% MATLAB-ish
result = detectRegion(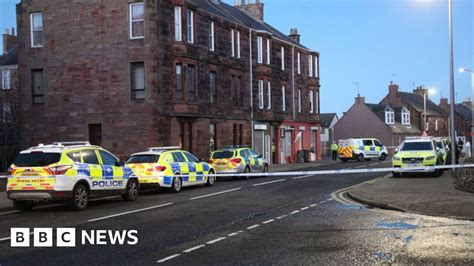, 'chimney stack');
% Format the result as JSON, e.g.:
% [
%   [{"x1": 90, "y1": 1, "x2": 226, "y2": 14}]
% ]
[
  {"x1": 439, "y1": 97, "x2": 450, "y2": 113},
  {"x1": 289, "y1": 28, "x2": 300, "y2": 43},
  {"x1": 355, "y1": 94, "x2": 365, "y2": 104},
  {"x1": 413, "y1": 86, "x2": 428, "y2": 98},
  {"x1": 2, "y1": 27, "x2": 17, "y2": 55},
  {"x1": 388, "y1": 81, "x2": 399, "y2": 97},
  {"x1": 236, "y1": 0, "x2": 264, "y2": 21}
]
